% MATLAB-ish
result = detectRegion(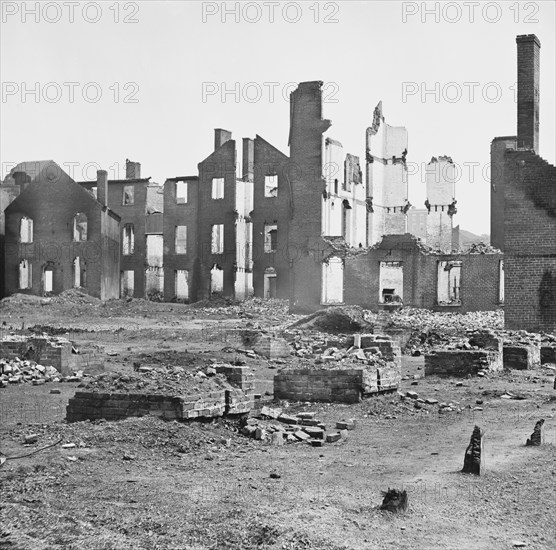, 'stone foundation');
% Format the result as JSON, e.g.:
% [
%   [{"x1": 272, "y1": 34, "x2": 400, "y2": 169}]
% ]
[
  {"x1": 66, "y1": 387, "x2": 251, "y2": 422},
  {"x1": 0, "y1": 337, "x2": 71, "y2": 373},
  {"x1": 425, "y1": 350, "x2": 502, "y2": 377},
  {"x1": 274, "y1": 364, "x2": 400, "y2": 404}
]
